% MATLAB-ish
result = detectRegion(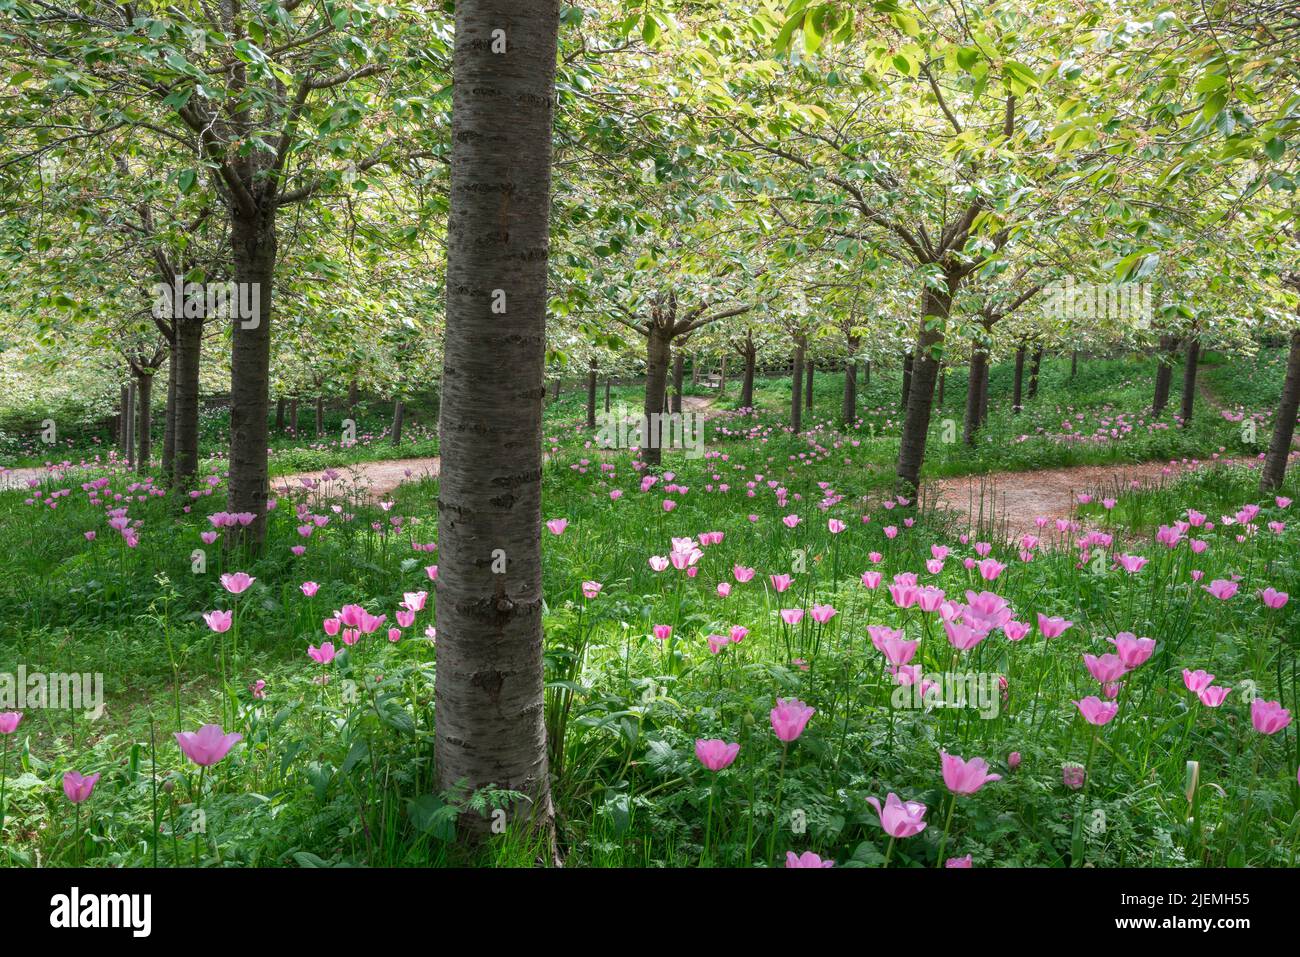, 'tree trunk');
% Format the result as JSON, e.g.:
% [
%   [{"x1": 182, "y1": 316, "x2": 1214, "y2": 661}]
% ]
[
  {"x1": 172, "y1": 317, "x2": 203, "y2": 488},
  {"x1": 348, "y1": 379, "x2": 359, "y2": 412},
  {"x1": 604, "y1": 377, "x2": 611, "y2": 413},
  {"x1": 896, "y1": 278, "x2": 957, "y2": 493},
  {"x1": 391, "y1": 399, "x2": 405, "y2": 446},
  {"x1": 978, "y1": 358, "x2": 990, "y2": 428},
  {"x1": 315, "y1": 395, "x2": 324, "y2": 436},
  {"x1": 436, "y1": 0, "x2": 558, "y2": 840},
  {"x1": 553, "y1": 378, "x2": 561, "y2": 400},
  {"x1": 227, "y1": 212, "x2": 276, "y2": 546},
  {"x1": 586, "y1": 359, "x2": 597, "y2": 429},
  {"x1": 863, "y1": 359, "x2": 871, "y2": 389},
  {"x1": 1070, "y1": 349, "x2": 1078, "y2": 379},
  {"x1": 963, "y1": 350, "x2": 987, "y2": 445},
  {"x1": 289, "y1": 398, "x2": 299, "y2": 434},
  {"x1": 275, "y1": 397, "x2": 286, "y2": 432},
  {"x1": 642, "y1": 328, "x2": 671, "y2": 466},
  {"x1": 1153, "y1": 334, "x2": 1175, "y2": 415},
  {"x1": 690, "y1": 356, "x2": 698, "y2": 386},
  {"x1": 1012, "y1": 345, "x2": 1026, "y2": 412},
  {"x1": 1260, "y1": 328, "x2": 1300, "y2": 491},
  {"x1": 936, "y1": 362, "x2": 946, "y2": 407},
  {"x1": 842, "y1": 358, "x2": 857, "y2": 424},
  {"x1": 1028, "y1": 345, "x2": 1043, "y2": 400},
  {"x1": 119, "y1": 385, "x2": 129, "y2": 453},
  {"x1": 1180, "y1": 337, "x2": 1200, "y2": 426},
  {"x1": 719, "y1": 354, "x2": 727, "y2": 394},
  {"x1": 672, "y1": 350, "x2": 684, "y2": 414},
  {"x1": 901, "y1": 352, "x2": 913, "y2": 409},
  {"x1": 162, "y1": 346, "x2": 176, "y2": 479},
  {"x1": 740, "y1": 346, "x2": 756, "y2": 410},
  {"x1": 124, "y1": 381, "x2": 136, "y2": 466},
  {"x1": 804, "y1": 353, "x2": 814, "y2": 410},
  {"x1": 136, "y1": 370, "x2": 153, "y2": 471},
  {"x1": 791, "y1": 336, "x2": 805, "y2": 432}
]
